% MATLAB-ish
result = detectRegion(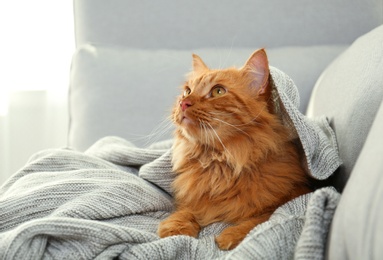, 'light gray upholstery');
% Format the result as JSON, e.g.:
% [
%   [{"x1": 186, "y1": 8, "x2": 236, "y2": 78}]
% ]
[
  {"x1": 327, "y1": 102, "x2": 383, "y2": 259},
  {"x1": 304, "y1": 24, "x2": 383, "y2": 259},
  {"x1": 73, "y1": 0, "x2": 381, "y2": 49},
  {"x1": 307, "y1": 25, "x2": 383, "y2": 192}
]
